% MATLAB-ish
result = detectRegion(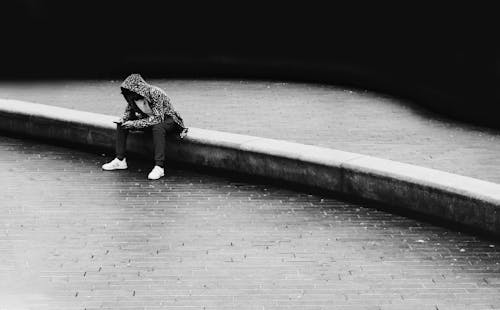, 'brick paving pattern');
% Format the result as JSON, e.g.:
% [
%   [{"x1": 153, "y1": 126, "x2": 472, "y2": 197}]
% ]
[
  {"x1": 1, "y1": 79, "x2": 500, "y2": 184},
  {"x1": 1, "y1": 135, "x2": 500, "y2": 309}
]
